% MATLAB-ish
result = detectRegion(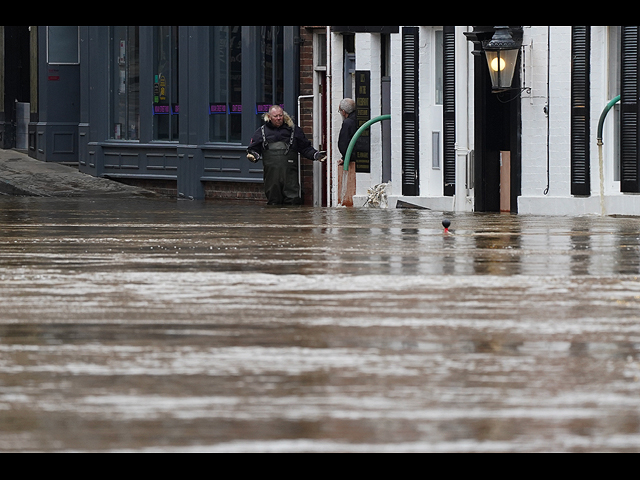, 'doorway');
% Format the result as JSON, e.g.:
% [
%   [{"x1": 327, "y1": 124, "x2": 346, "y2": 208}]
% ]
[
  {"x1": 478, "y1": 68, "x2": 522, "y2": 213},
  {"x1": 1, "y1": 26, "x2": 31, "y2": 149},
  {"x1": 467, "y1": 26, "x2": 522, "y2": 213}
]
